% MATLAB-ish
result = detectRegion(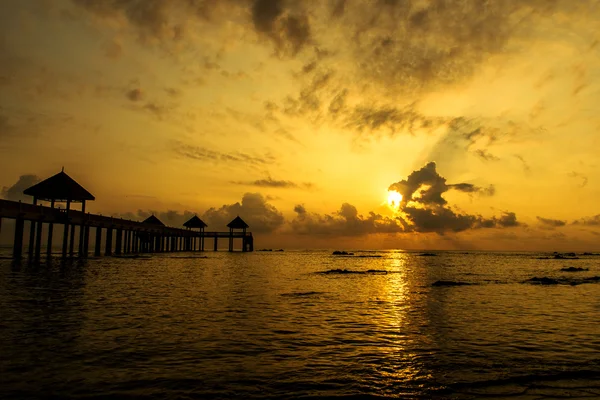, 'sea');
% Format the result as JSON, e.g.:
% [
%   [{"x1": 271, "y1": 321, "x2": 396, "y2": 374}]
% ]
[{"x1": 1, "y1": 248, "x2": 600, "y2": 399}]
